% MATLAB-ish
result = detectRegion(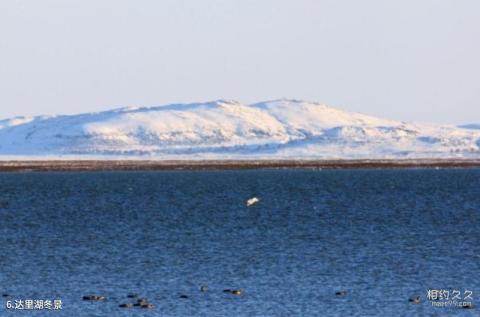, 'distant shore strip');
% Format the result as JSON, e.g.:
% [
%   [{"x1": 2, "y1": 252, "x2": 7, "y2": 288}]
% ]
[{"x1": 0, "y1": 159, "x2": 480, "y2": 172}]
